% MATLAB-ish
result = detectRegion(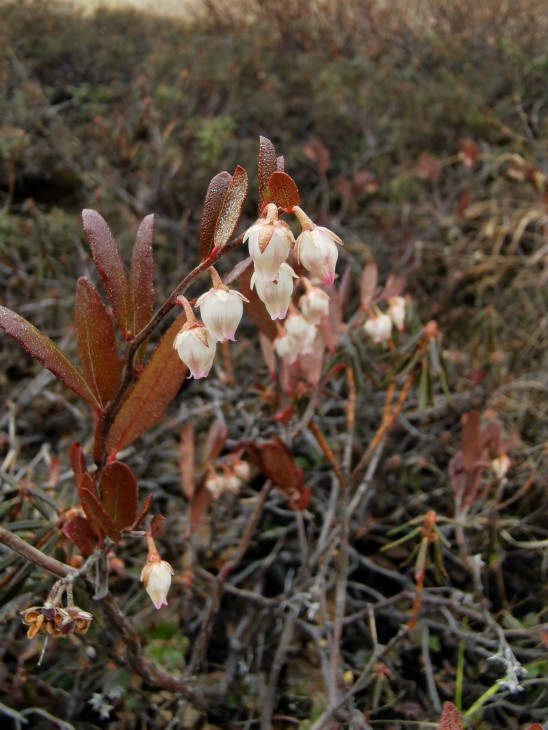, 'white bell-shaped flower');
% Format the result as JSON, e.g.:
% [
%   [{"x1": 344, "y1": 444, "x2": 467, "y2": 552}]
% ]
[
  {"x1": 195, "y1": 287, "x2": 247, "y2": 342},
  {"x1": 173, "y1": 324, "x2": 216, "y2": 378},
  {"x1": 251, "y1": 262, "x2": 297, "y2": 320},
  {"x1": 299, "y1": 285, "x2": 330, "y2": 324},
  {"x1": 388, "y1": 296, "x2": 406, "y2": 333},
  {"x1": 364, "y1": 310, "x2": 392, "y2": 344},
  {"x1": 292, "y1": 206, "x2": 343, "y2": 285},
  {"x1": 285, "y1": 312, "x2": 317, "y2": 353},
  {"x1": 141, "y1": 559, "x2": 174, "y2": 610},
  {"x1": 244, "y1": 203, "x2": 294, "y2": 282}
]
